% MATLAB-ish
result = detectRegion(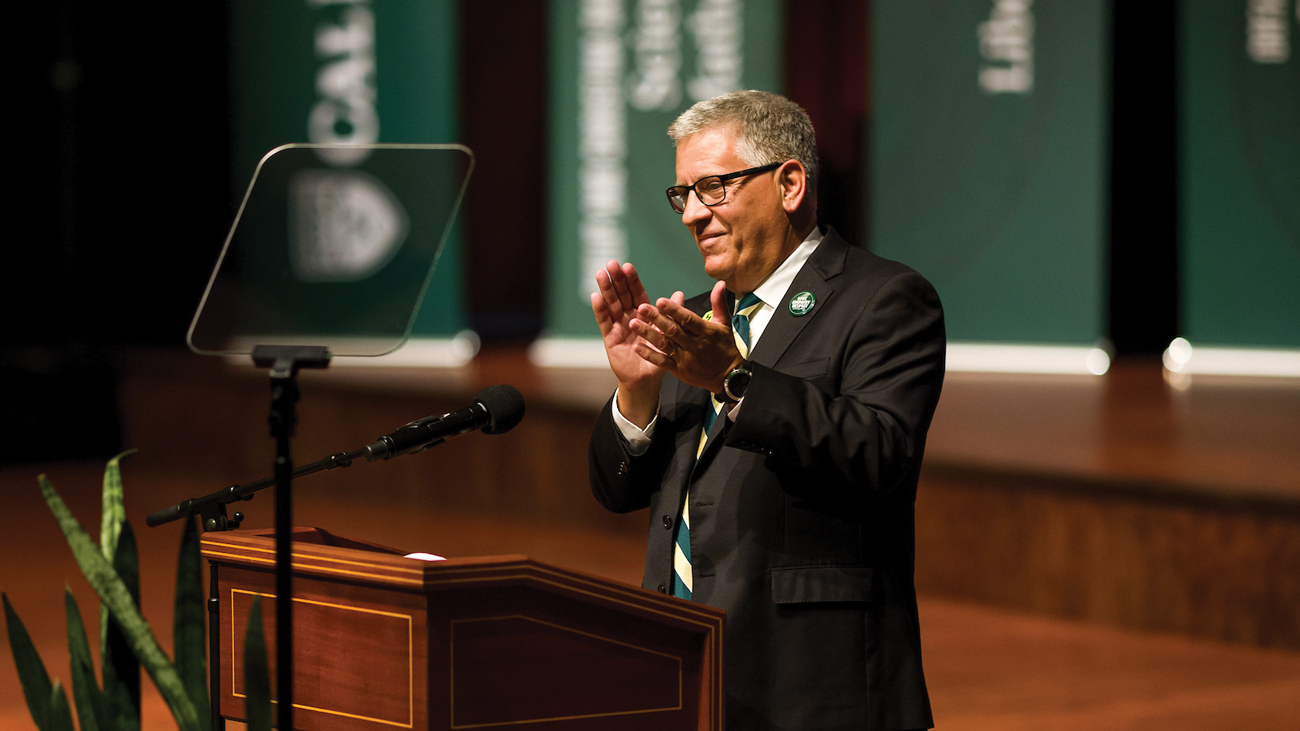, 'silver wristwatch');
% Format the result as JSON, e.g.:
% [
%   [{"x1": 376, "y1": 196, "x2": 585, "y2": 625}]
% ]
[{"x1": 721, "y1": 364, "x2": 753, "y2": 403}]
